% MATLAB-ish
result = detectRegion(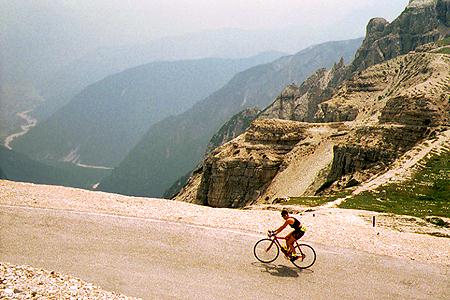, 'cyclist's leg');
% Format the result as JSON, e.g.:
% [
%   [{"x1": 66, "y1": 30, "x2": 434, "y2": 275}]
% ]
[
  {"x1": 285, "y1": 232, "x2": 296, "y2": 256},
  {"x1": 294, "y1": 231, "x2": 306, "y2": 258}
]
